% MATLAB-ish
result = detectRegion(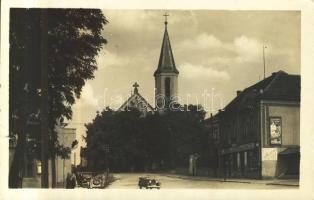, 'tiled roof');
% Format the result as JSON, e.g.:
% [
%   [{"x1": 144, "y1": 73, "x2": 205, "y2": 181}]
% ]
[
  {"x1": 261, "y1": 71, "x2": 300, "y2": 101},
  {"x1": 224, "y1": 70, "x2": 300, "y2": 111}
]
